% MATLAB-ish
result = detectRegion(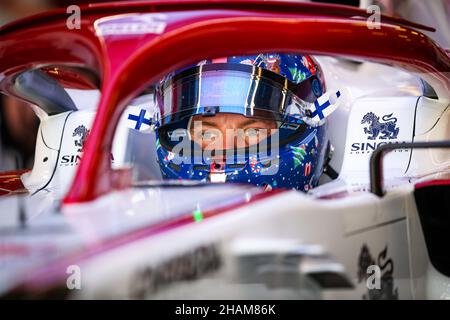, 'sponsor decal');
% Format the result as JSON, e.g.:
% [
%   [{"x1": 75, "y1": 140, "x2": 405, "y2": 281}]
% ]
[
  {"x1": 60, "y1": 154, "x2": 83, "y2": 166},
  {"x1": 73, "y1": 125, "x2": 90, "y2": 152},
  {"x1": 358, "y1": 244, "x2": 398, "y2": 300},
  {"x1": 362, "y1": 112, "x2": 399, "y2": 140},
  {"x1": 96, "y1": 14, "x2": 167, "y2": 37},
  {"x1": 349, "y1": 112, "x2": 408, "y2": 155},
  {"x1": 60, "y1": 125, "x2": 113, "y2": 166},
  {"x1": 349, "y1": 141, "x2": 409, "y2": 155},
  {"x1": 130, "y1": 245, "x2": 222, "y2": 298}
]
